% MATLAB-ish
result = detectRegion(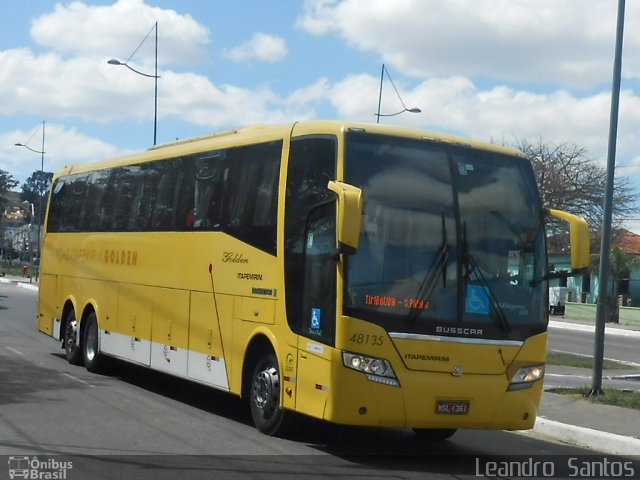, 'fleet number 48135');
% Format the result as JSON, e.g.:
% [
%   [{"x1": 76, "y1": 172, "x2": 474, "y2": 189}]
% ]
[{"x1": 349, "y1": 333, "x2": 384, "y2": 346}]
